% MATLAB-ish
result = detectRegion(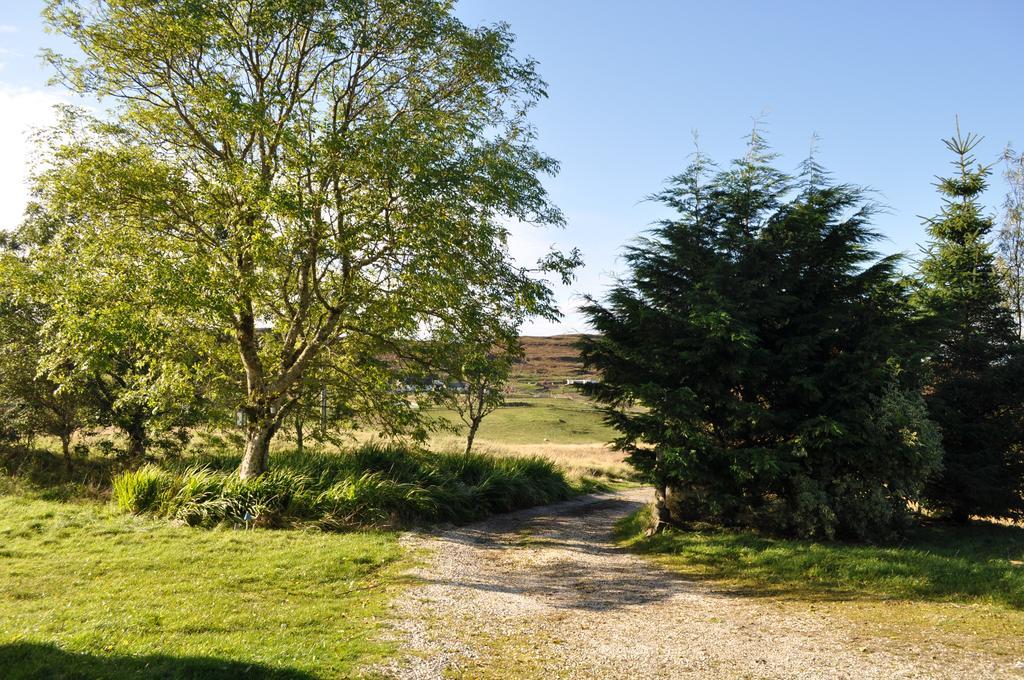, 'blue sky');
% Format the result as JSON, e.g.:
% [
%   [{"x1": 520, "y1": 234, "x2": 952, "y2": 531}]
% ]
[{"x1": 3, "y1": 1, "x2": 1023, "y2": 333}]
